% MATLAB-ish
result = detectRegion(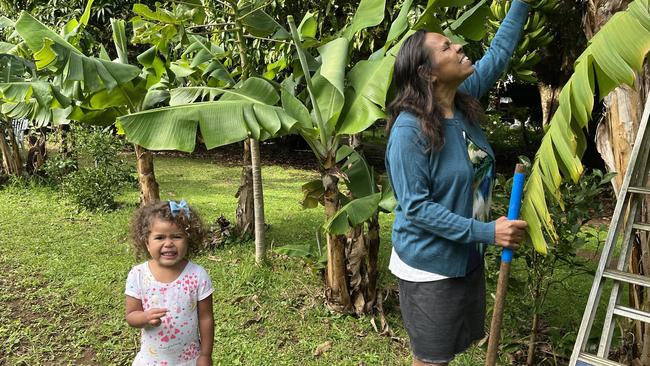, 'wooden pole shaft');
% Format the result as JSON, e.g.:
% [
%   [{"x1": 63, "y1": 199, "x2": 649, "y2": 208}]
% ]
[
  {"x1": 486, "y1": 261, "x2": 512, "y2": 366},
  {"x1": 485, "y1": 164, "x2": 526, "y2": 366}
]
